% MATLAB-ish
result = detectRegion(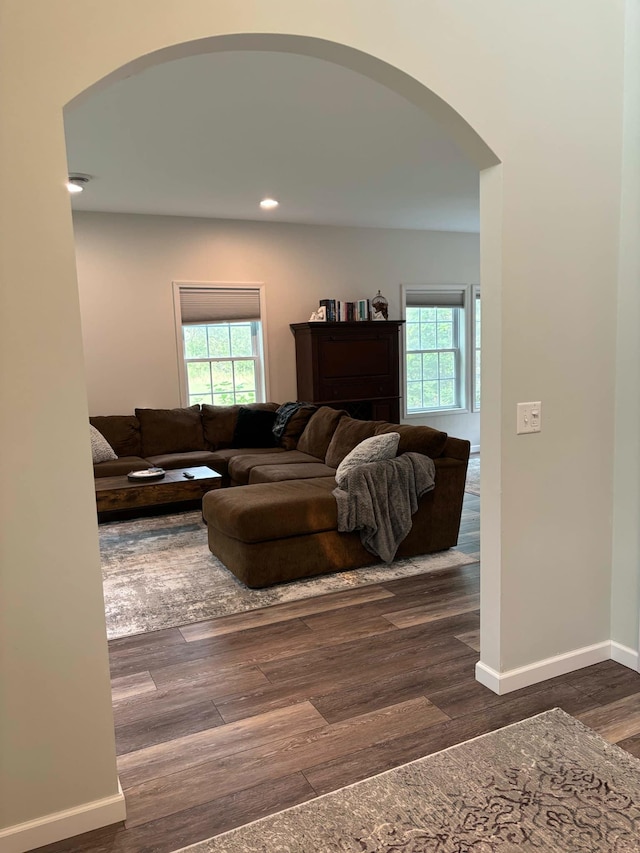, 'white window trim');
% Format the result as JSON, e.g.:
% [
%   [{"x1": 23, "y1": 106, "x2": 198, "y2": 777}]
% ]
[
  {"x1": 172, "y1": 281, "x2": 270, "y2": 407},
  {"x1": 400, "y1": 283, "x2": 477, "y2": 419}
]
